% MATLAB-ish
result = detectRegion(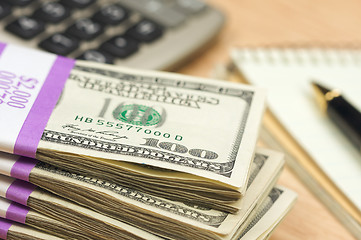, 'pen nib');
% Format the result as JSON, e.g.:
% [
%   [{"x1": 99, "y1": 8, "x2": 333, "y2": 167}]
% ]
[
  {"x1": 311, "y1": 81, "x2": 330, "y2": 113},
  {"x1": 311, "y1": 82, "x2": 330, "y2": 96}
]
